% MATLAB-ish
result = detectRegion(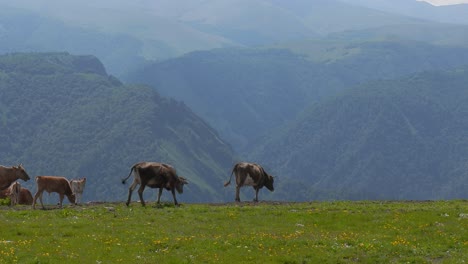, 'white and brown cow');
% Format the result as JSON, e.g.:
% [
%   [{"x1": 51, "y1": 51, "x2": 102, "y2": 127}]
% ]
[
  {"x1": 122, "y1": 162, "x2": 188, "y2": 206},
  {"x1": 224, "y1": 162, "x2": 274, "y2": 202},
  {"x1": 0, "y1": 164, "x2": 30, "y2": 191},
  {"x1": 70, "y1": 178, "x2": 86, "y2": 205},
  {"x1": 32, "y1": 176, "x2": 76, "y2": 209},
  {"x1": 0, "y1": 181, "x2": 22, "y2": 206},
  {"x1": 0, "y1": 186, "x2": 33, "y2": 205}
]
